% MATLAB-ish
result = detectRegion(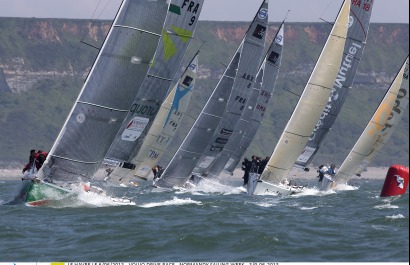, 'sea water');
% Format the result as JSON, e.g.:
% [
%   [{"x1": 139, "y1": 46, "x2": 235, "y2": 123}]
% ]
[{"x1": 0, "y1": 176, "x2": 408, "y2": 262}]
